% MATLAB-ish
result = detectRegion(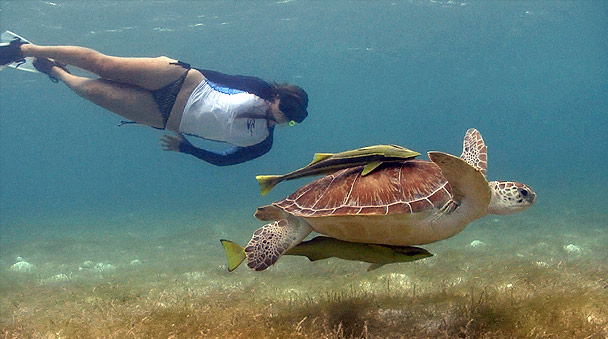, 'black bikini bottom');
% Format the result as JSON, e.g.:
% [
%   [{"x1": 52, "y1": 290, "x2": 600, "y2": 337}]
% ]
[{"x1": 151, "y1": 61, "x2": 191, "y2": 128}]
